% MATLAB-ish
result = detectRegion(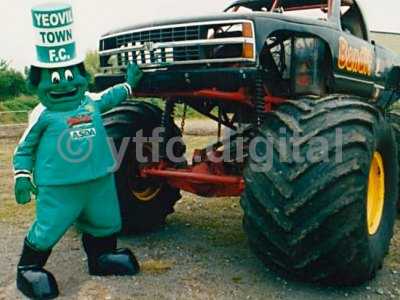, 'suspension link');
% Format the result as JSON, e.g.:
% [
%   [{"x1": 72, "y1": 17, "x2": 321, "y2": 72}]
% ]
[
  {"x1": 161, "y1": 99, "x2": 176, "y2": 159},
  {"x1": 180, "y1": 103, "x2": 187, "y2": 135},
  {"x1": 255, "y1": 72, "x2": 265, "y2": 127}
]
